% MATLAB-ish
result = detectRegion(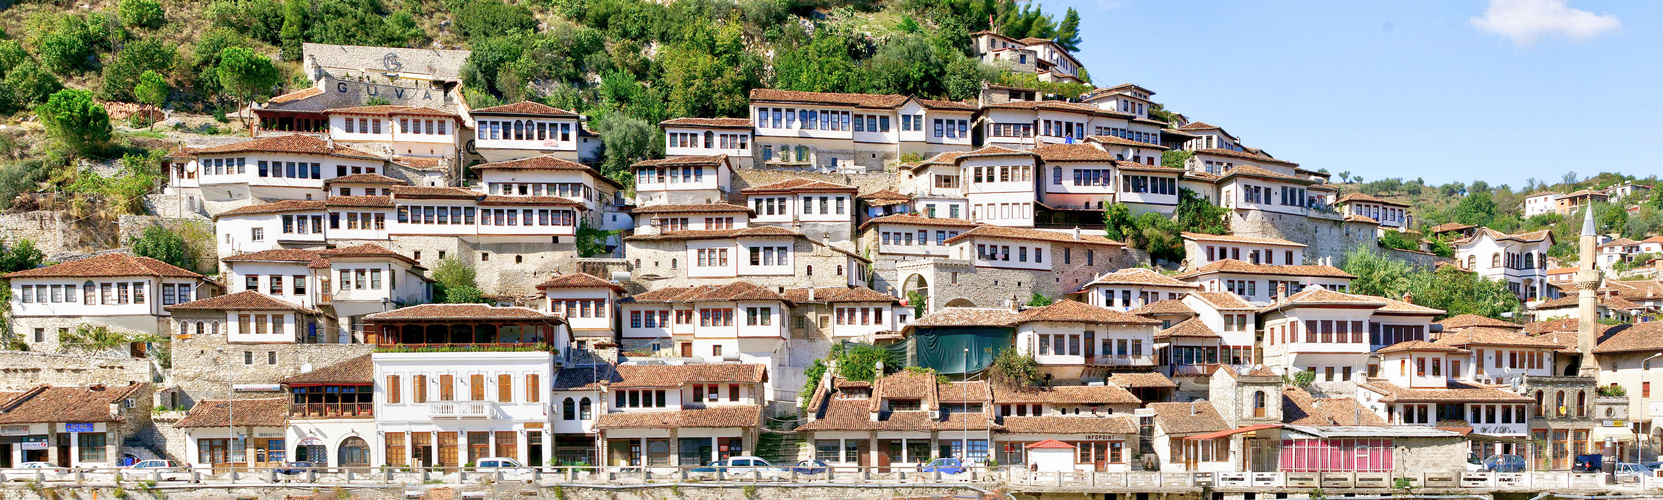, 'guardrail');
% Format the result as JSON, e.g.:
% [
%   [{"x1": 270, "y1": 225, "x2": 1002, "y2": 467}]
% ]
[{"x1": 1, "y1": 466, "x2": 1657, "y2": 491}]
